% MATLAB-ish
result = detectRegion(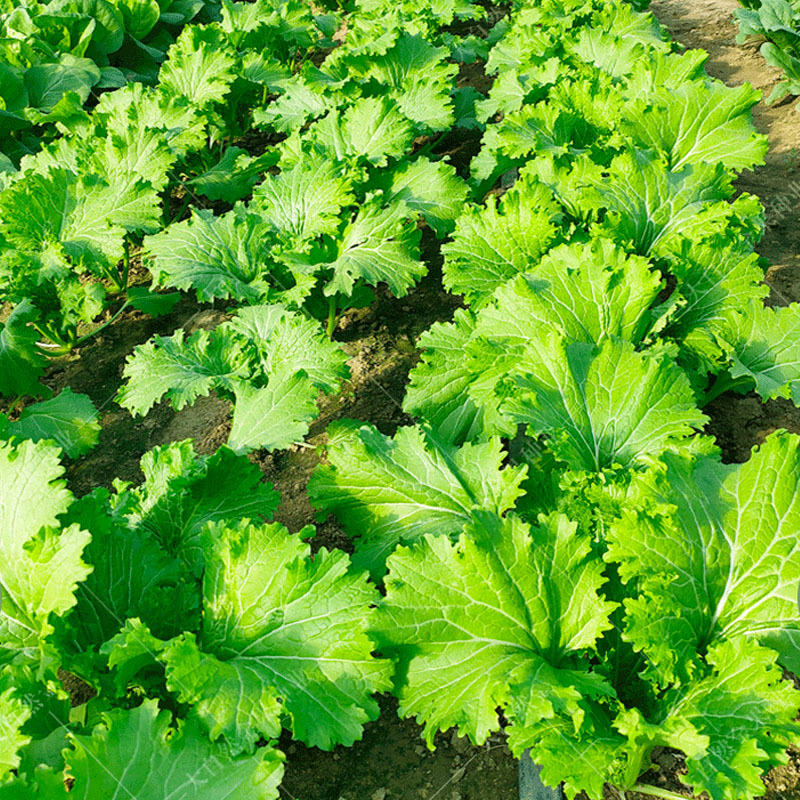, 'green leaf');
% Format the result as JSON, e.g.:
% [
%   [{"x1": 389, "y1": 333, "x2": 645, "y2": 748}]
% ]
[
  {"x1": 309, "y1": 422, "x2": 527, "y2": 577},
  {"x1": 0, "y1": 301, "x2": 48, "y2": 399},
  {"x1": 437, "y1": 240, "x2": 664, "y2": 438},
  {"x1": 0, "y1": 167, "x2": 159, "y2": 271},
  {"x1": 376, "y1": 156, "x2": 469, "y2": 238},
  {"x1": 608, "y1": 431, "x2": 800, "y2": 683},
  {"x1": 372, "y1": 512, "x2": 616, "y2": 748},
  {"x1": 116, "y1": 0, "x2": 160, "y2": 40},
  {"x1": 471, "y1": 103, "x2": 579, "y2": 185},
  {"x1": 0, "y1": 439, "x2": 90, "y2": 661},
  {"x1": 119, "y1": 308, "x2": 348, "y2": 453},
  {"x1": 59, "y1": 488, "x2": 192, "y2": 655},
  {"x1": 126, "y1": 287, "x2": 181, "y2": 317},
  {"x1": 130, "y1": 442, "x2": 281, "y2": 571},
  {"x1": 617, "y1": 636, "x2": 800, "y2": 800},
  {"x1": 64, "y1": 701, "x2": 284, "y2": 799},
  {"x1": 321, "y1": 198, "x2": 424, "y2": 298},
  {"x1": 403, "y1": 311, "x2": 492, "y2": 445},
  {"x1": 0, "y1": 661, "x2": 71, "y2": 782},
  {"x1": 24, "y1": 55, "x2": 100, "y2": 114},
  {"x1": 160, "y1": 520, "x2": 392, "y2": 751},
  {"x1": 621, "y1": 82, "x2": 768, "y2": 171},
  {"x1": 676, "y1": 639, "x2": 800, "y2": 800},
  {"x1": 118, "y1": 327, "x2": 250, "y2": 416},
  {"x1": 253, "y1": 151, "x2": 355, "y2": 240},
  {"x1": 591, "y1": 150, "x2": 755, "y2": 255},
  {"x1": 226, "y1": 304, "x2": 349, "y2": 392},
  {"x1": 146, "y1": 207, "x2": 280, "y2": 303},
  {"x1": 0, "y1": 671, "x2": 31, "y2": 778},
  {"x1": 100, "y1": 618, "x2": 168, "y2": 696},
  {"x1": 503, "y1": 335, "x2": 708, "y2": 472},
  {"x1": 363, "y1": 34, "x2": 458, "y2": 129},
  {"x1": 188, "y1": 147, "x2": 279, "y2": 204},
  {"x1": 717, "y1": 301, "x2": 800, "y2": 404},
  {"x1": 658, "y1": 238, "x2": 769, "y2": 366},
  {"x1": 311, "y1": 97, "x2": 416, "y2": 167},
  {"x1": 6, "y1": 390, "x2": 100, "y2": 458},
  {"x1": 475, "y1": 239, "x2": 662, "y2": 347},
  {"x1": 442, "y1": 174, "x2": 560, "y2": 306},
  {"x1": 254, "y1": 73, "x2": 336, "y2": 133},
  {"x1": 228, "y1": 374, "x2": 319, "y2": 454},
  {"x1": 159, "y1": 26, "x2": 236, "y2": 108}
]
